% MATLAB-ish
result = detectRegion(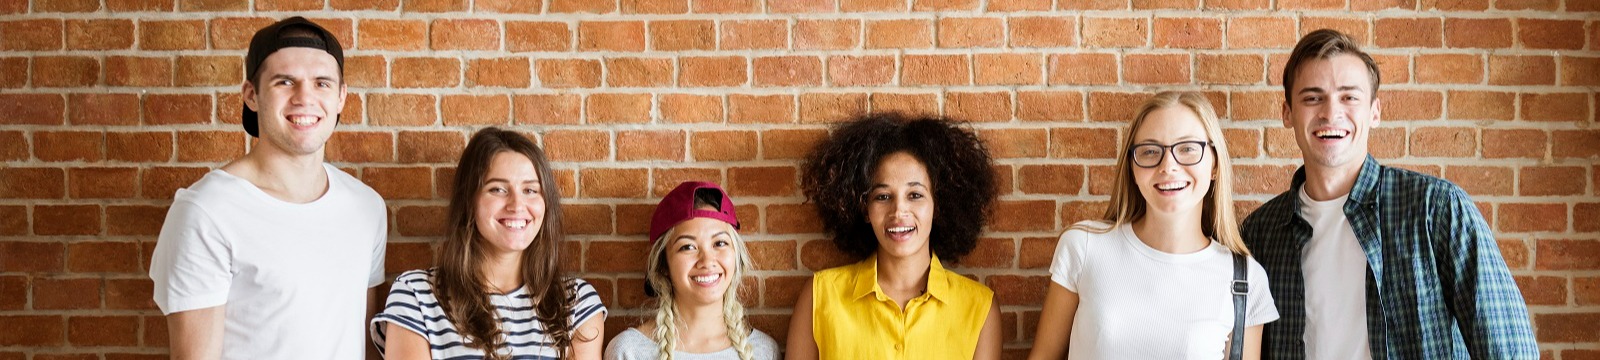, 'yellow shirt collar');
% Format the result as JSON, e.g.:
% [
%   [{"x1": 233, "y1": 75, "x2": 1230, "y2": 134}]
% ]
[{"x1": 851, "y1": 253, "x2": 952, "y2": 304}]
